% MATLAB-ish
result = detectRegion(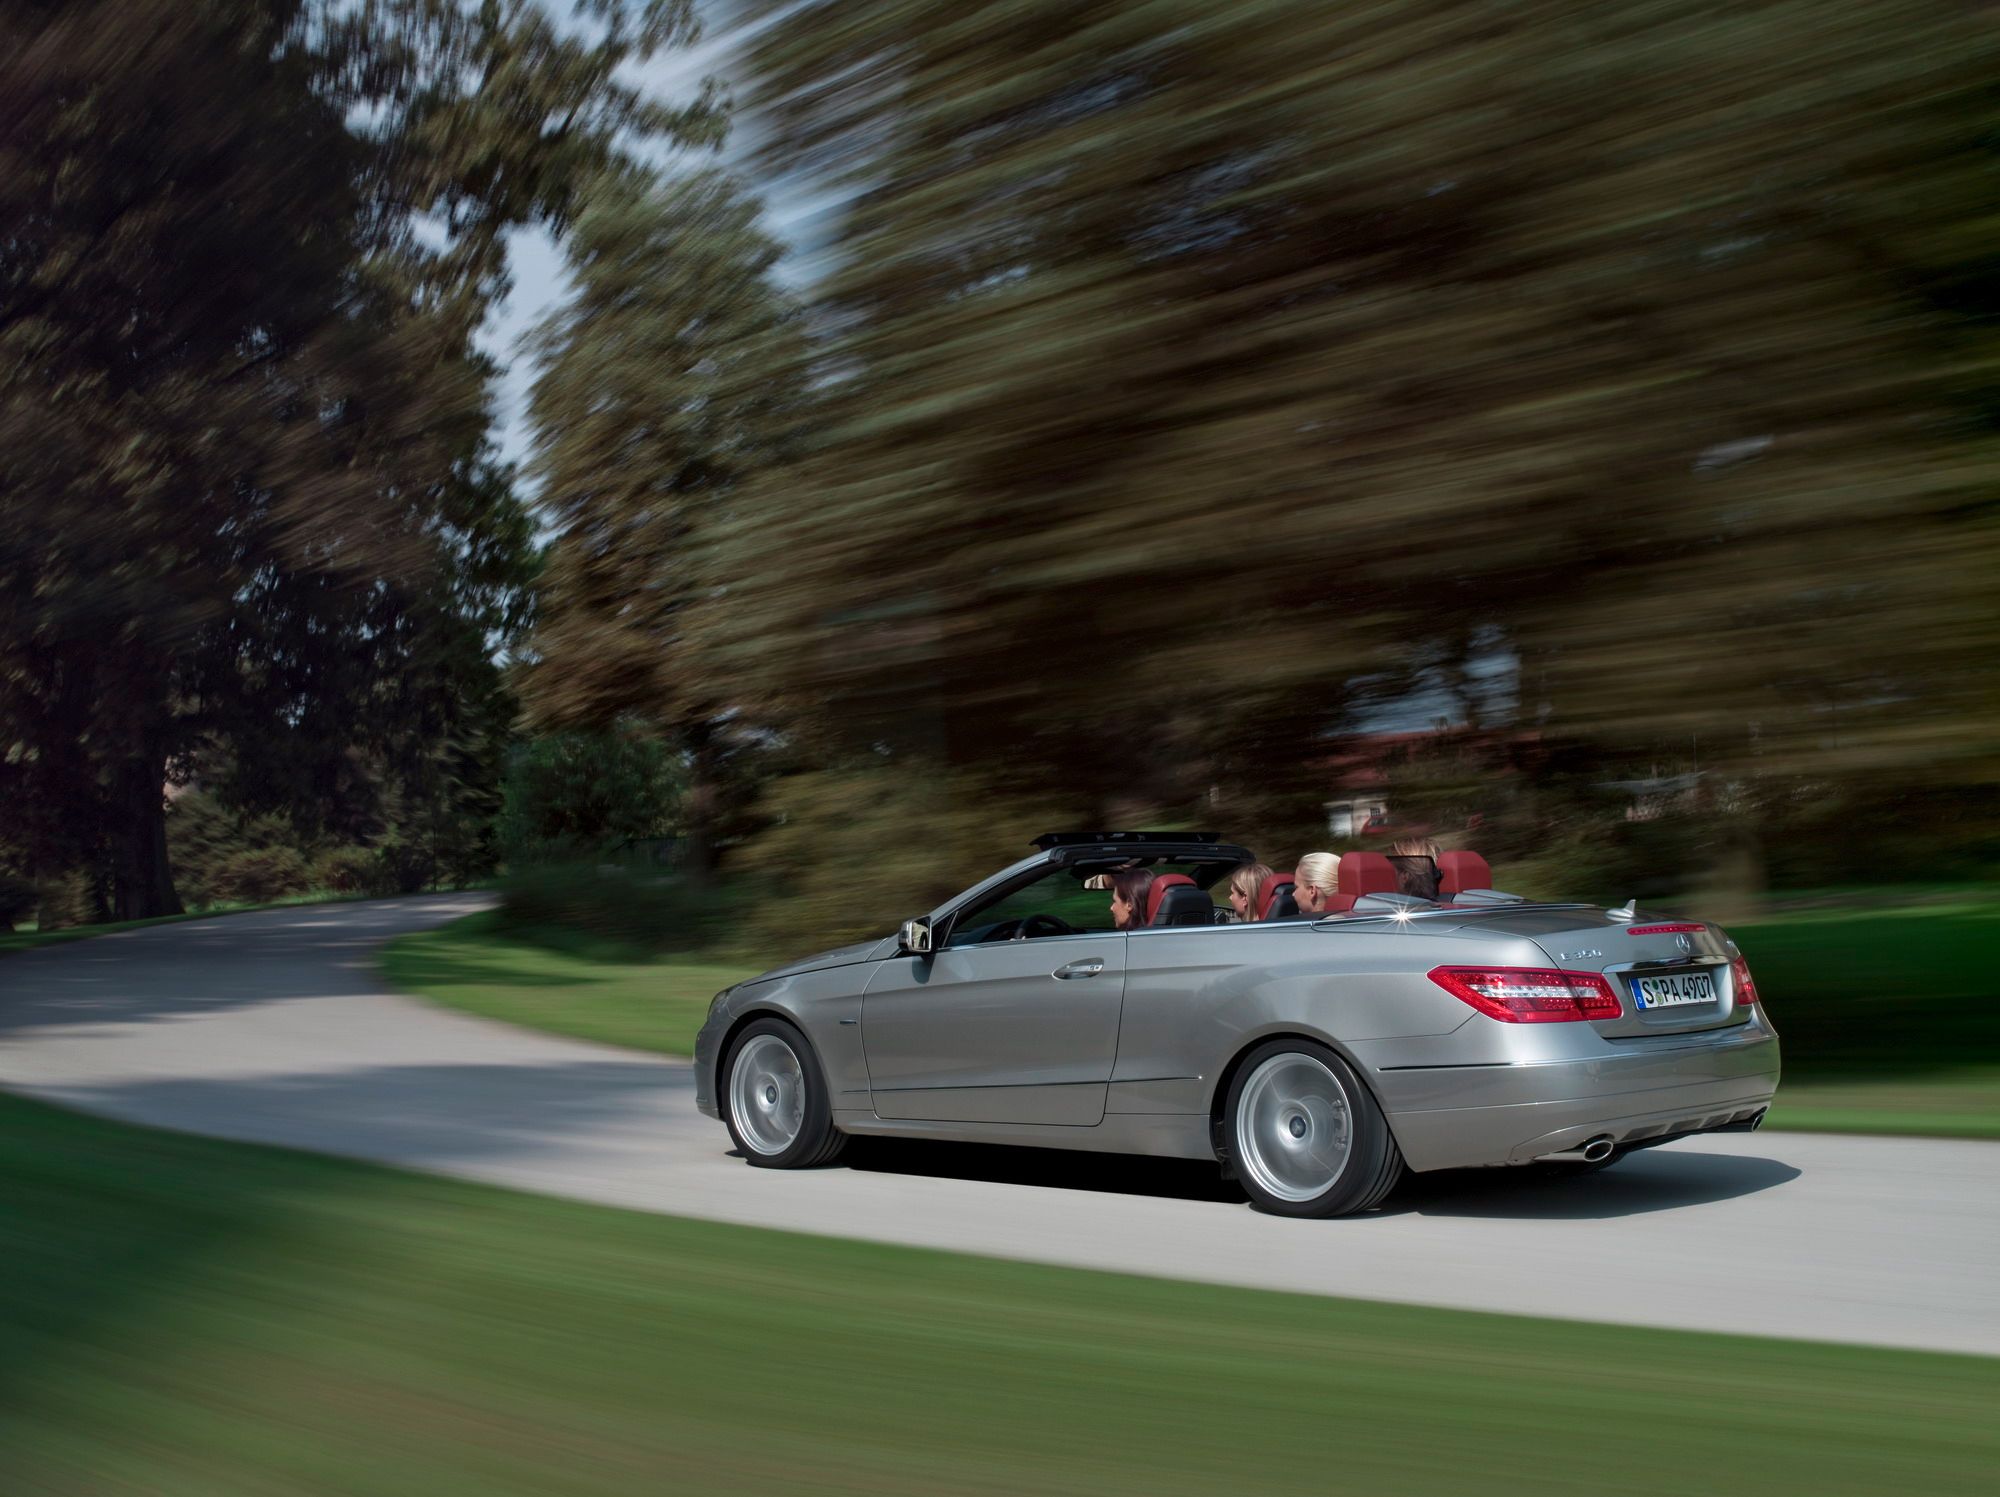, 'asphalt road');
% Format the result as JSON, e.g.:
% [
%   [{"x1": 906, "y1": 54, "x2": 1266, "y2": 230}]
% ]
[{"x1": 3, "y1": 894, "x2": 1994, "y2": 1355}]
